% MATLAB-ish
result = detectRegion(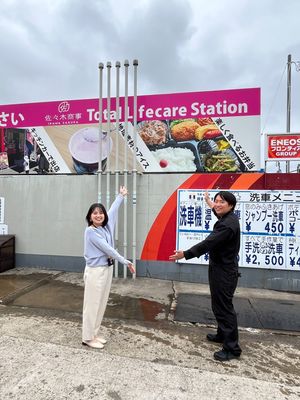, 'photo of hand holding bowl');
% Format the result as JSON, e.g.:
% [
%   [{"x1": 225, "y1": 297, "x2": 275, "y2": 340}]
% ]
[
  {"x1": 68, "y1": 127, "x2": 112, "y2": 174},
  {"x1": 43, "y1": 123, "x2": 141, "y2": 174}
]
